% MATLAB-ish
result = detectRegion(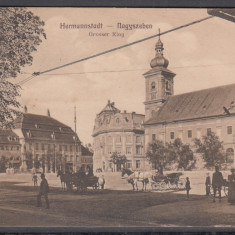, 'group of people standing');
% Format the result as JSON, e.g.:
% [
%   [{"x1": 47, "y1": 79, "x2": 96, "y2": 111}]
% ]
[
  {"x1": 205, "y1": 166, "x2": 235, "y2": 203},
  {"x1": 185, "y1": 165, "x2": 235, "y2": 203}
]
